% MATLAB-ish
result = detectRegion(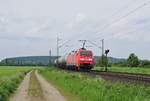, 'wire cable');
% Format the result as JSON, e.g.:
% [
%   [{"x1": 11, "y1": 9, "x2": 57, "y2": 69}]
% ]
[{"x1": 94, "y1": 0, "x2": 150, "y2": 40}]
